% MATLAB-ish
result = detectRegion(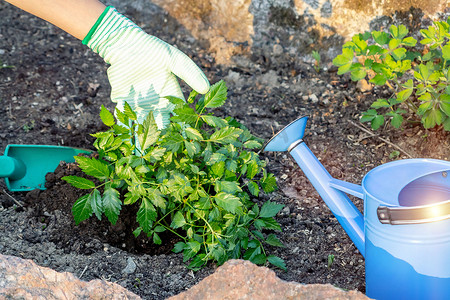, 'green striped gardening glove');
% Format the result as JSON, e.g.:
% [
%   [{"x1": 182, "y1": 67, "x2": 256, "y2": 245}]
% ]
[{"x1": 83, "y1": 6, "x2": 210, "y2": 129}]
